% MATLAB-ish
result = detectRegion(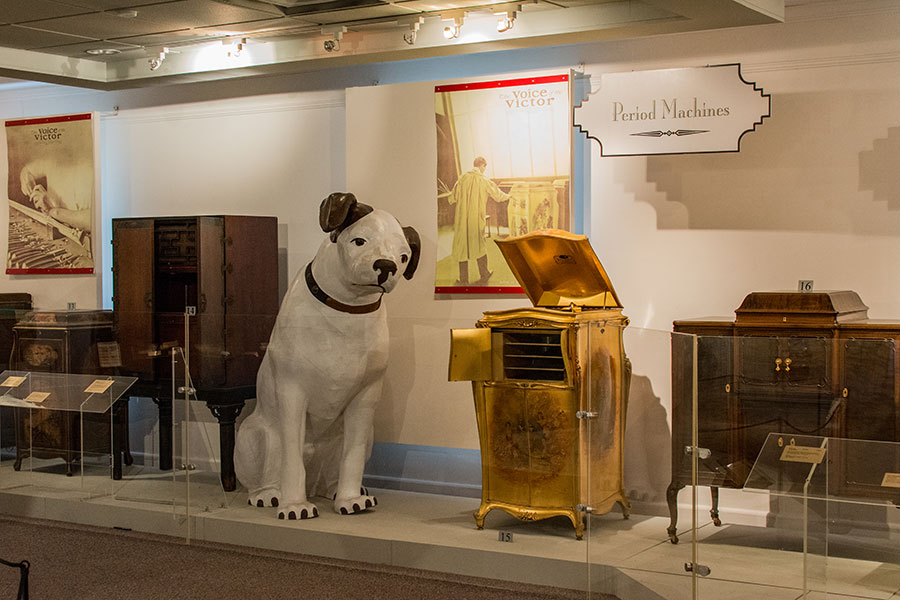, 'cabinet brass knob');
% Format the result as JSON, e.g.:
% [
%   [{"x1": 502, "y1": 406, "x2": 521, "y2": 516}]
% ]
[
  {"x1": 784, "y1": 358, "x2": 791, "y2": 372},
  {"x1": 725, "y1": 384, "x2": 731, "y2": 393},
  {"x1": 775, "y1": 358, "x2": 782, "y2": 372},
  {"x1": 842, "y1": 387, "x2": 849, "y2": 398}
]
